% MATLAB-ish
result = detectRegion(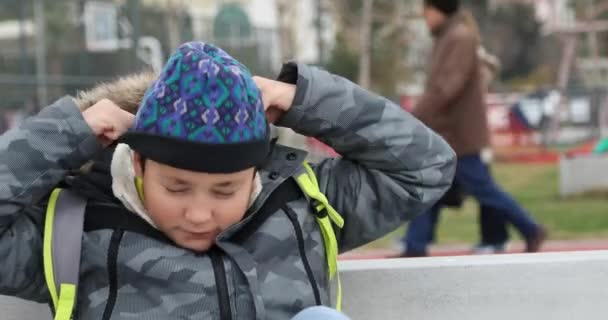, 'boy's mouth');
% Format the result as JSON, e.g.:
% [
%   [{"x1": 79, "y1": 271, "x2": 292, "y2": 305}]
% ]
[{"x1": 182, "y1": 229, "x2": 217, "y2": 239}]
